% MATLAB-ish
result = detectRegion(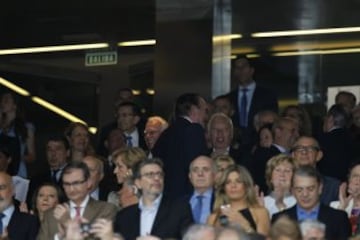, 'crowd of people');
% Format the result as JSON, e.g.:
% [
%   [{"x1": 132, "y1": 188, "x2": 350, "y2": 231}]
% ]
[{"x1": 0, "y1": 55, "x2": 360, "y2": 240}]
